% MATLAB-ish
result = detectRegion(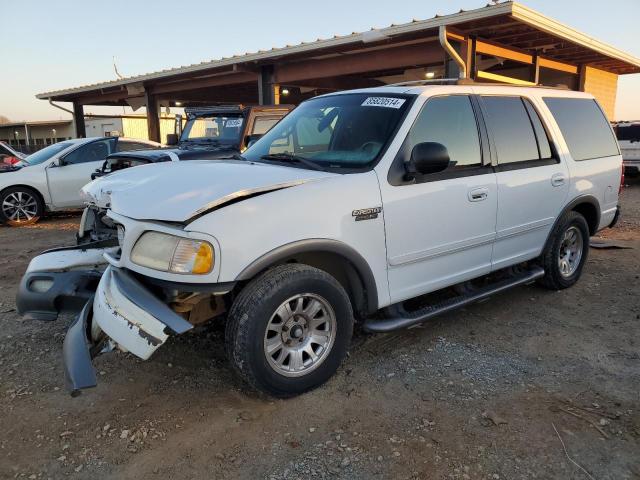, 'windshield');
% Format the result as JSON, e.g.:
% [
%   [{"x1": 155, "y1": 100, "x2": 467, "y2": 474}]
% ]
[
  {"x1": 243, "y1": 93, "x2": 412, "y2": 169},
  {"x1": 181, "y1": 115, "x2": 244, "y2": 144},
  {"x1": 21, "y1": 142, "x2": 73, "y2": 165}
]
